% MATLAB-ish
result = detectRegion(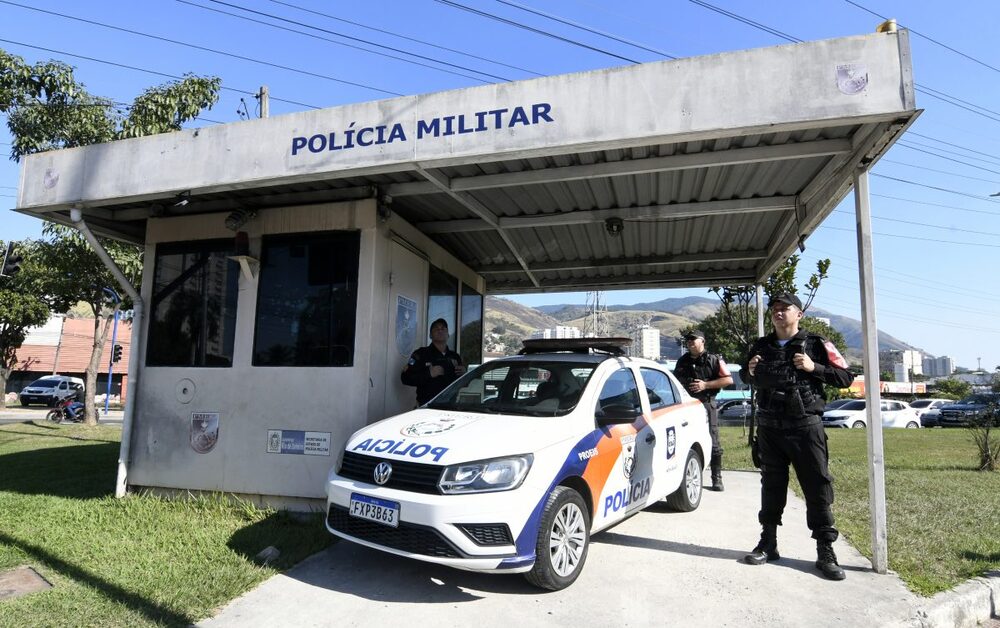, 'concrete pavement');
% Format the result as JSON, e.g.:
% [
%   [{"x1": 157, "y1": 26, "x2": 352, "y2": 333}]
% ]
[{"x1": 201, "y1": 471, "x2": 997, "y2": 628}]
